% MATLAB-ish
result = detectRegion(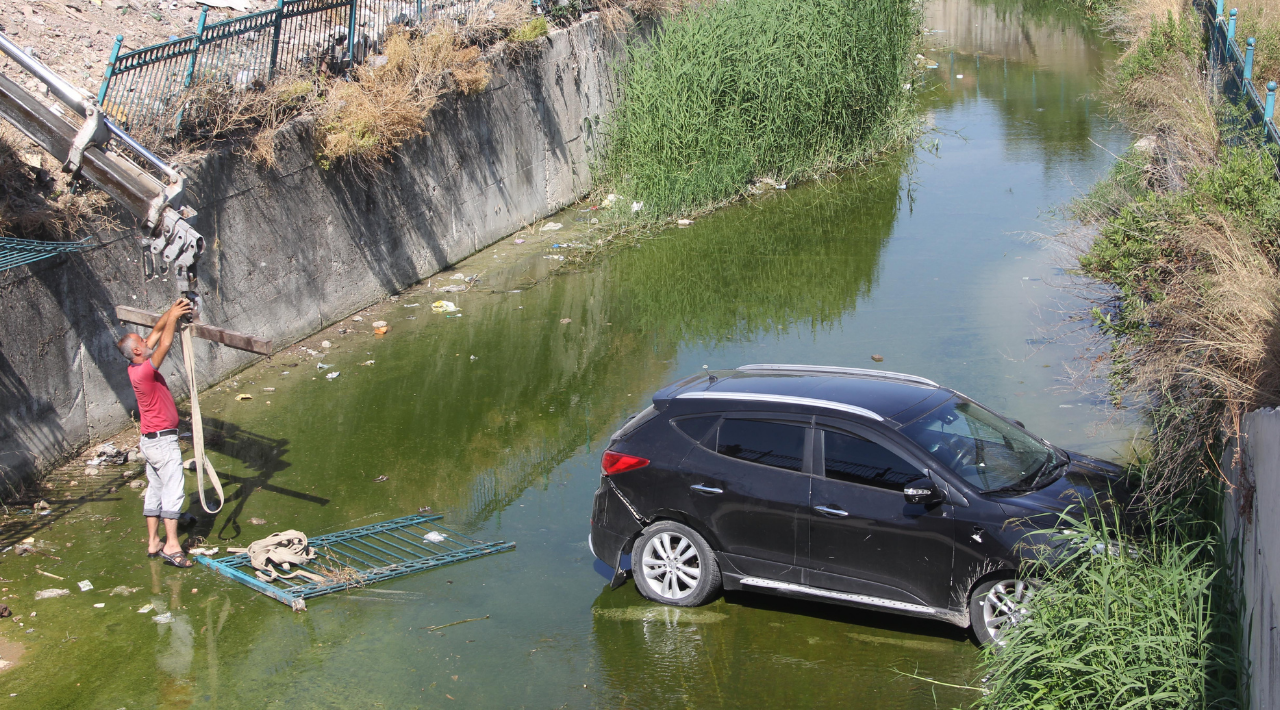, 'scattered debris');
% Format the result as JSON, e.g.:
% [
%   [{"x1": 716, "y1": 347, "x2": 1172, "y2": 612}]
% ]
[
  {"x1": 361, "y1": 360, "x2": 376, "y2": 366},
  {"x1": 449, "y1": 273, "x2": 468, "y2": 280},
  {"x1": 420, "y1": 615, "x2": 489, "y2": 631},
  {"x1": 374, "y1": 476, "x2": 389, "y2": 483},
  {"x1": 189, "y1": 547, "x2": 220, "y2": 557},
  {"x1": 33, "y1": 500, "x2": 50, "y2": 512},
  {"x1": 352, "y1": 316, "x2": 364, "y2": 322},
  {"x1": 631, "y1": 201, "x2": 644, "y2": 212},
  {"x1": 36, "y1": 569, "x2": 64, "y2": 581},
  {"x1": 871, "y1": 354, "x2": 884, "y2": 363},
  {"x1": 34, "y1": 589, "x2": 70, "y2": 600},
  {"x1": 544, "y1": 255, "x2": 565, "y2": 261},
  {"x1": 560, "y1": 318, "x2": 572, "y2": 324},
  {"x1": 602, "y1": 194, "x2": 619, "y2": 208},
  {"x1": 249, "y1": 517, "x2": 267, "y2": 525},
  {"x1": 262, "y1": 387, "x2": 275, "y2": 392},
  {"x1": 321, "y1": 340, "x2": 332, "y2": 348},
  {"x1": 438, "y1": 284, "x2": 466, "y2": 293},
  {"x1": 0, "y1": 605, "x2": 9, "y2": 618},
  {"x1": 404, "y1": 303, "x2": 421, "y2": 308},
  {"x1": 152, "y1": 612, "x2": 173, "y2": 624},
  {"x1": 373, "y1": 321, "x2": 389, "y2": 334},
  {"x1": 678, "y1": 219, "x2": 694, "y2": 227},
  {"x1": 469, "y1": 355, "x2": 477, "y2": 361},
  {"x1": 424, "y1": 531, "x2": 448, "y2": 543},
  {"x1": 514, "y1": 238, "x2": 526, "y2": 244},
  {"x1": 85, "y1": 467, "x2": 100, "y2": 476},
  {"x1": 137, "y1": 604, "x2": 155, "y2": 614},
  {"x1": 77, "y1": 580, "x2": 93, "y2": 592},
  {"x1": 129, "y1": 480, "x2": 145, "y2": 489},
  {"x1": 418, "y1": 506, "x2": 433, "y2": 513},
  {"x1": 109, "y1": 586, "x2": 140, "y2": 596},
  {"x1": 431, "y1": 301, "x2": 460, "y2": 314},
  {"x1": 93, "y1": 603, "x2": 105, "y2": 608},
  {"x1": 316, "y1": 363, "x2": 332, "y2": 370},
  {"x1": 235, "y1": 394, "x2": 253, "y2": 401},
  {"x1": 326, "y1": 372, "x2": 341, "y2": 380},
  {"x1": 541, "y1": 222, "x2": 563, "y2": 231}
]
